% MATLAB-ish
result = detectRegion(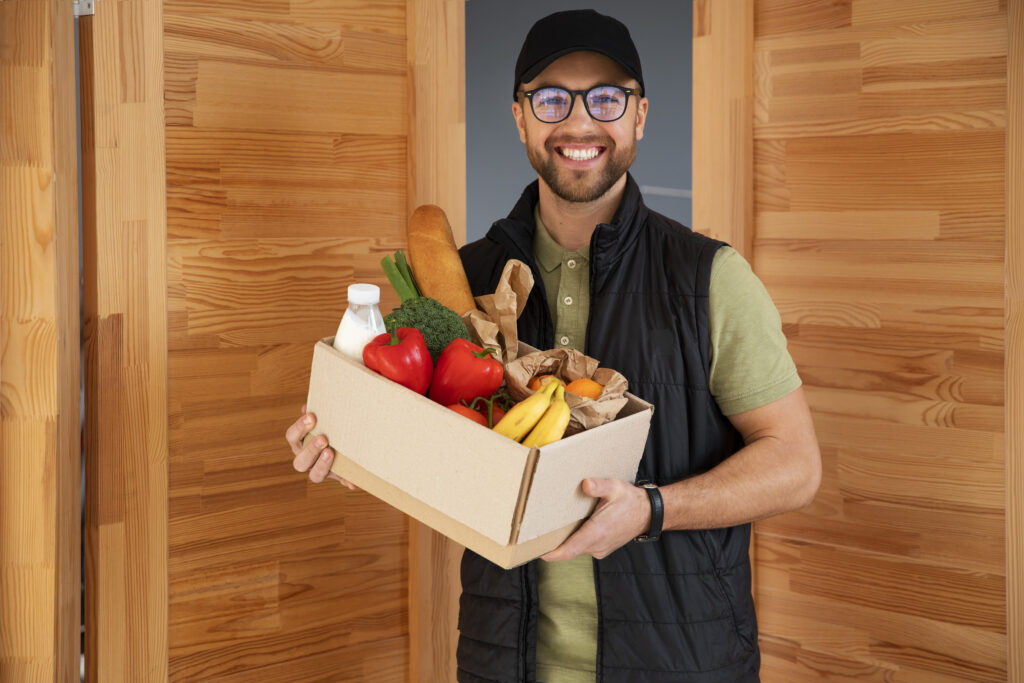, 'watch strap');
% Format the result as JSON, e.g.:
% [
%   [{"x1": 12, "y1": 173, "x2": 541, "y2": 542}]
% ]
[{"x1": 634, "y1": 481, "x2": 663, "y2": 542}]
